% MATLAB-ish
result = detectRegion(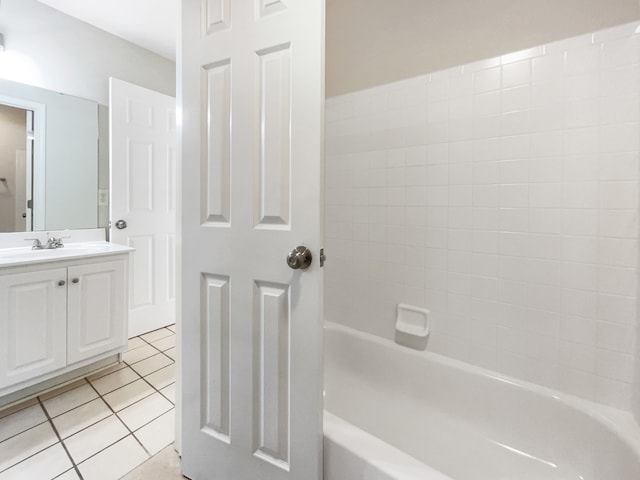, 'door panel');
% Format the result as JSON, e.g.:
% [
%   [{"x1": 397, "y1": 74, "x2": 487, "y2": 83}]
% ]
[
  {"x1": 181, "y1": 0, "x2": 325, "y2": 478},
  {"x1": 110, "y1": 78, "x2": 177, "y2": 338}
]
